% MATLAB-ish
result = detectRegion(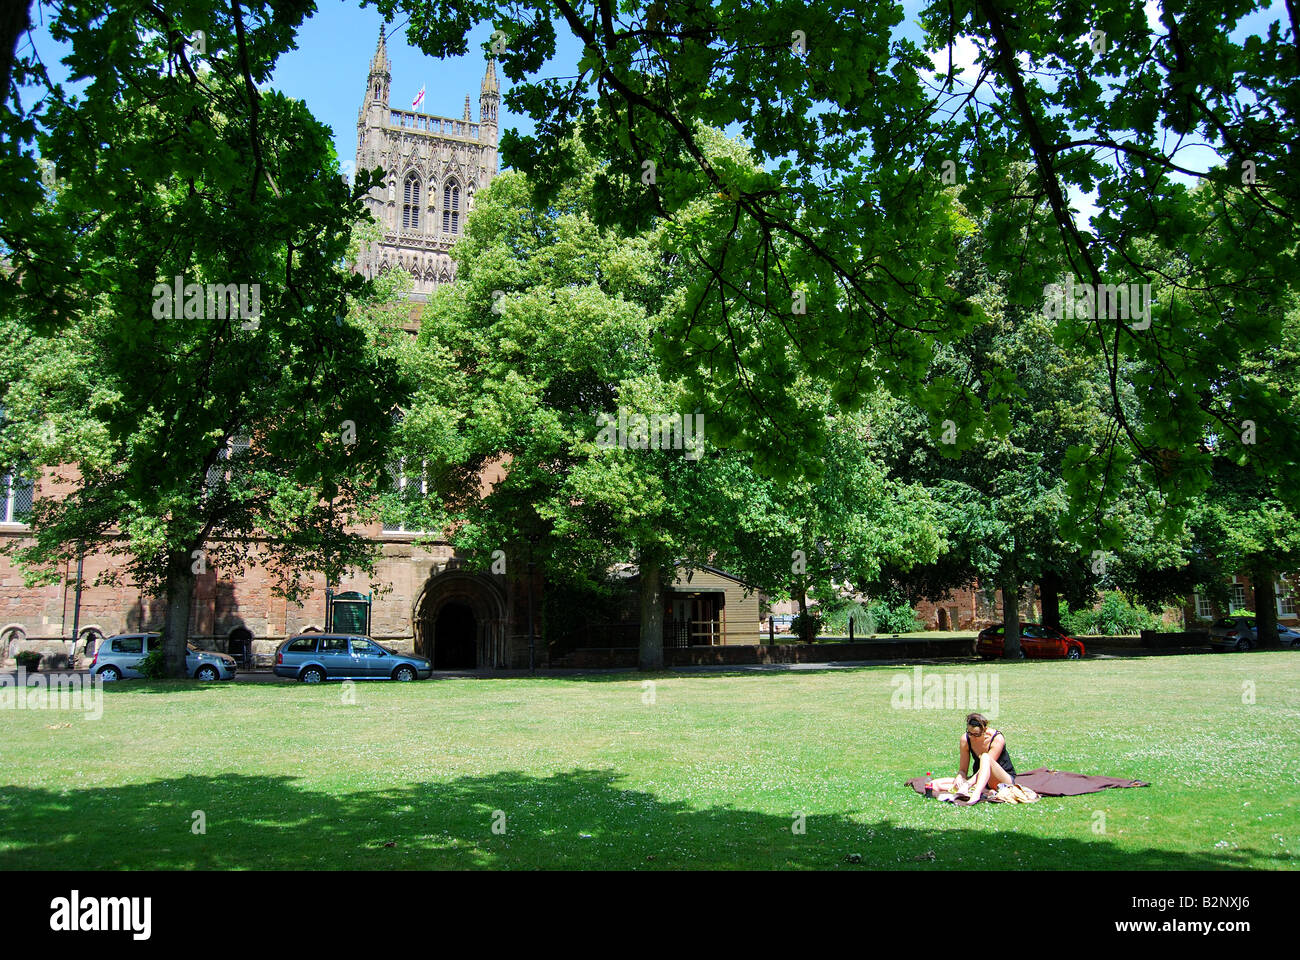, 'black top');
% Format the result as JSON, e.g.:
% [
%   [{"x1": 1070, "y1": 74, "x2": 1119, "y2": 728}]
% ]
[{"x1": 968, "y1": 730, "x2": 1016, "y2": 780}]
